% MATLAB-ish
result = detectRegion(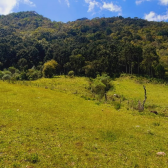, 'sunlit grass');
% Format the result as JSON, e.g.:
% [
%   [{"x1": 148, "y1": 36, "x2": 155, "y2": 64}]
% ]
[
  {"x1": 0, "y1": 76, "x2": 168, "y2": 167},
  {"x1": 108, "y1": 75, "x2": 168, "y2": 114}
]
